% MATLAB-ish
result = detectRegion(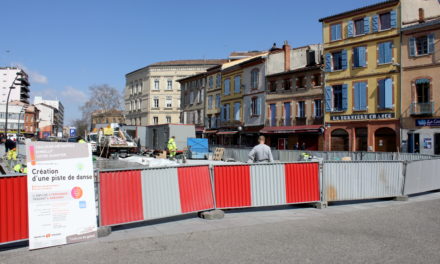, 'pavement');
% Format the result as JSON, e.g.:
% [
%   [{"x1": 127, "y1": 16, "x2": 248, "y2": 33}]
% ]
[{"x1": 1, "y1": 191, "x2": 440, "y2": 264}]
